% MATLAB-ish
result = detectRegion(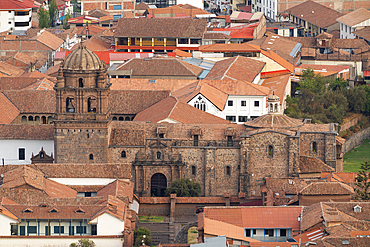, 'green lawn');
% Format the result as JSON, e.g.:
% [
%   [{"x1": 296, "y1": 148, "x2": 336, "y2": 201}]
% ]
[
  {"x1": 188, "y1": 226, "x2": 198, "y2": 244},
  {"x1": 138, "y1": 216, "x2": 164, "y2": 223},
  {"x1": 343, "y1": 138, "x2": 370, "y2": 172}
]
